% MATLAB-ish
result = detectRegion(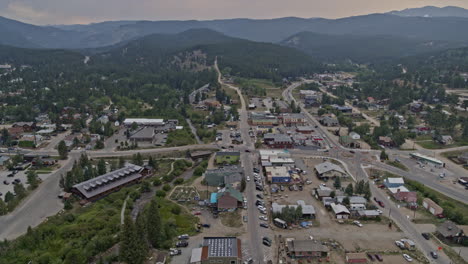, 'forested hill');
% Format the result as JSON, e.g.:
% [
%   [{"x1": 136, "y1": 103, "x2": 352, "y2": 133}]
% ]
[
  {"x1": 93, "y1": 28, "x2": 323, "y2": 81},
  {"x1": 0, "y1": 44, "x2": 84, "y2": 67},
  {"x1": 281, "y1": 31, "x2": 461, "y2": 63}
]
